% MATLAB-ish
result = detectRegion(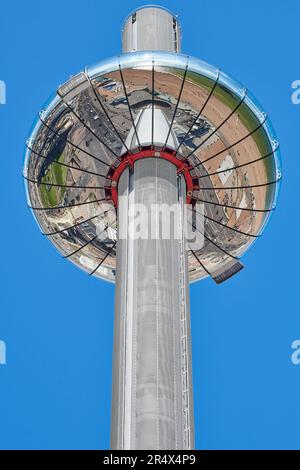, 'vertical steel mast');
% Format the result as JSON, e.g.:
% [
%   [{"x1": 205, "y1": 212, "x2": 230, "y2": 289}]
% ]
[{"x1": 111, "y1": 6, "x2": 194, "y2": 450}]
